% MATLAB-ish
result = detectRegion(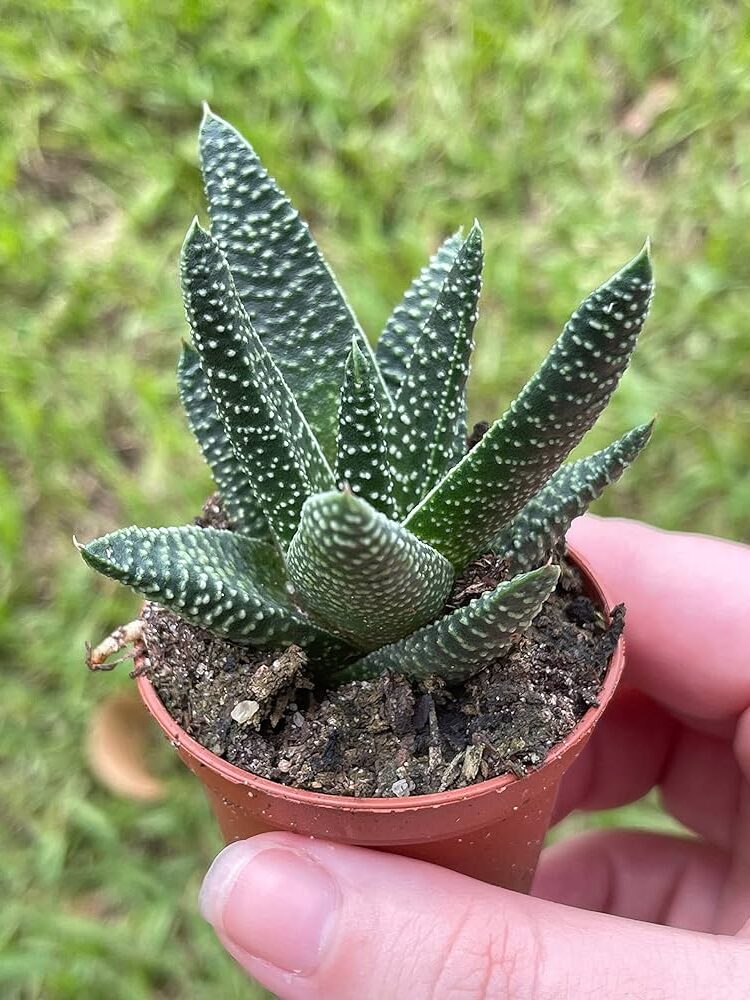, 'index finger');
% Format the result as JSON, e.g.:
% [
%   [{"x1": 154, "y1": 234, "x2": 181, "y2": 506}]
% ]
[{"x1": 567, "y1": 515, "x2": 750, "y2": 721}]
